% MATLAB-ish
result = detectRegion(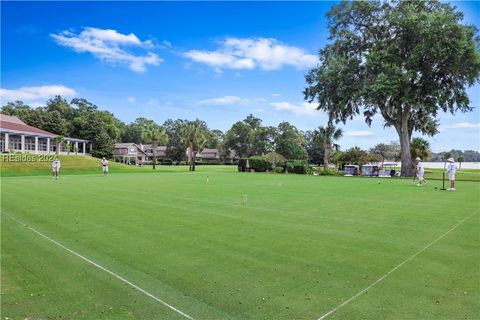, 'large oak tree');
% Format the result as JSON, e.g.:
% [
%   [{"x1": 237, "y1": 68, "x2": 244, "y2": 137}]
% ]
[{"x1": 304, "y1": 0, "x2": 480, "y2": 176}]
